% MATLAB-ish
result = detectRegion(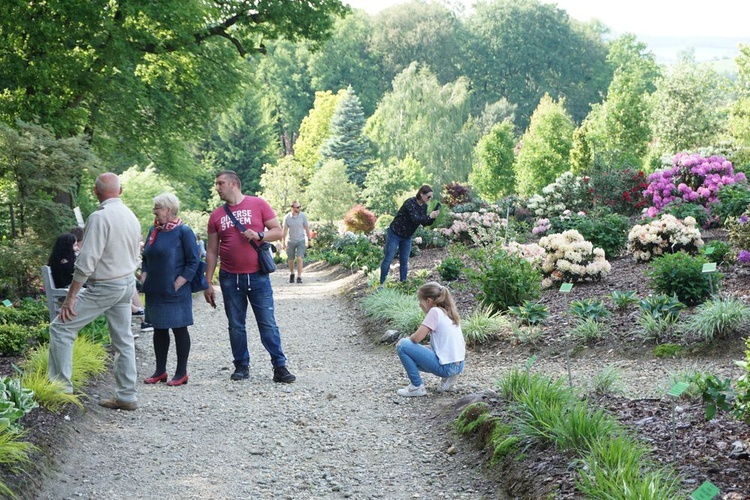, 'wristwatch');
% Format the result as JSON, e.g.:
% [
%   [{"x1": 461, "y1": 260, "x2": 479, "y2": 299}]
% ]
[{"x1": 257, "y1": 231, "x2": 265, "y2": 241}]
